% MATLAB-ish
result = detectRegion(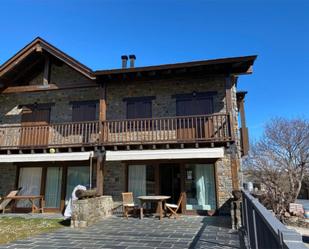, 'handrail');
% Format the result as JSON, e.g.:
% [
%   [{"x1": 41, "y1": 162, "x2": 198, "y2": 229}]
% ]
[
  {"x1": 241, "y1": 190, "x2": 307, "y2": 249},
  {"x1": 0, "y1": 113, "x2": 233, "y2": 149}
]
